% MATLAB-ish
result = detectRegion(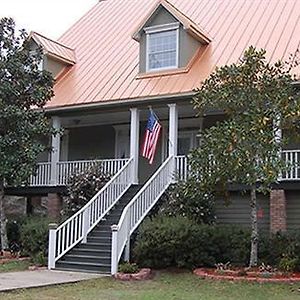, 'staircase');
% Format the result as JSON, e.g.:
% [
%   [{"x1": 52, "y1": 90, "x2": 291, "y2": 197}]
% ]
[{"x1": 55, "y1": 185, "x2": 142, "y2": 274}]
